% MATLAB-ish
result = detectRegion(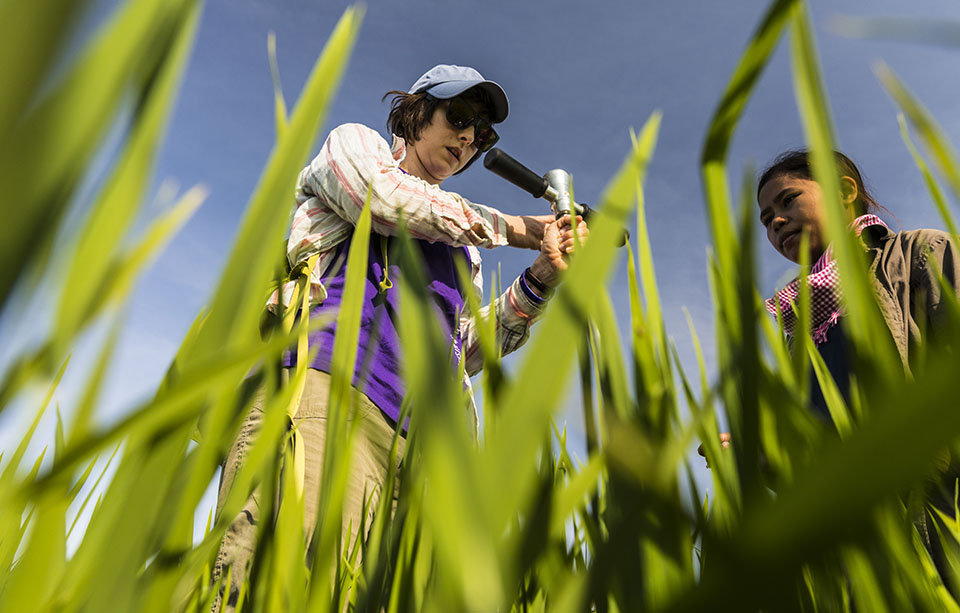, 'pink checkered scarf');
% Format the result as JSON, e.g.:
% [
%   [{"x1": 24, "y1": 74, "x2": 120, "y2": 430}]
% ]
[{"x1": 764, "y1": 214, "x2": 887, "y2": 345}]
